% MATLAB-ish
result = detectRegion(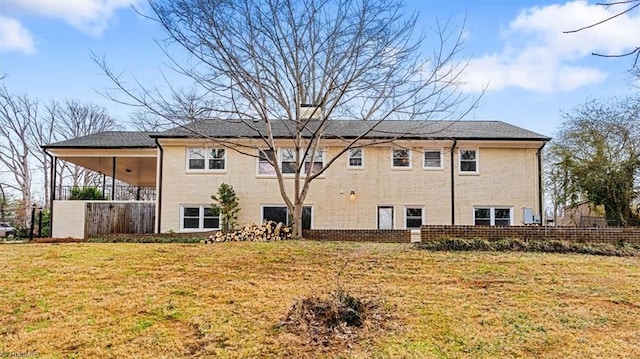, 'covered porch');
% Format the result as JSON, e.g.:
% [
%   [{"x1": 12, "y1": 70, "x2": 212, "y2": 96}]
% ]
[{"x1": 42, "y1": 131, "x2": 159, "y2": 238}]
